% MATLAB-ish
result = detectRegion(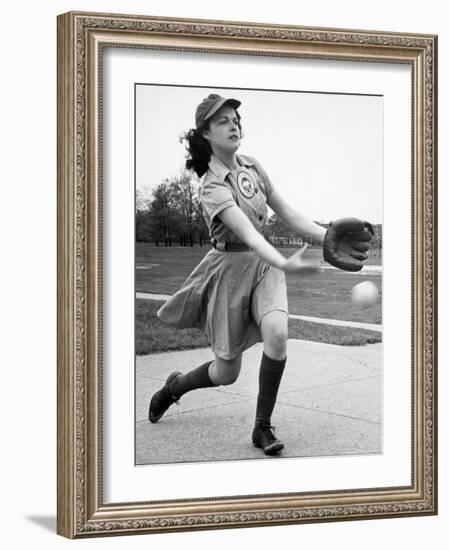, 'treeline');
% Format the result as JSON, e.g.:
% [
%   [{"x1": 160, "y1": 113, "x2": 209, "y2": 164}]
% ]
[
  {"x1": 136, "y1": 172, "x2": 208, "y2": 246},
  {"x1": 136, "y1": 172, "x2": 382, "y2": 250}
]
